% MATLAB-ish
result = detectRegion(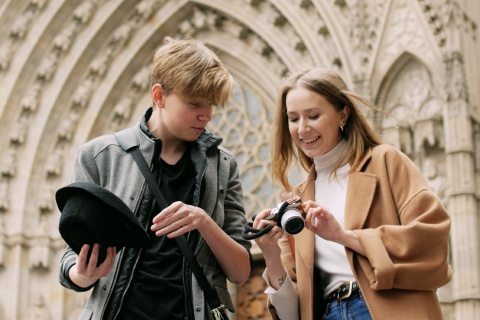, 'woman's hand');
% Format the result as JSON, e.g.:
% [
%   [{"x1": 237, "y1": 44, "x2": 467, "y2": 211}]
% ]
[
  {"x1": 69, "y1": 244, "x2": 116, "y2": 288},
  {"x1": 303, "y1": 200, "x2": 365, "y2": 255},
  {"x1": 252, "y1": 208, "x2": 285, "y2": 260},
  {"x1": 303, "y1": 200, "x2": 344, "y2": 242},
  {"x1": 252, "y1": 208, "x2": 288, "y2": 290}
]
